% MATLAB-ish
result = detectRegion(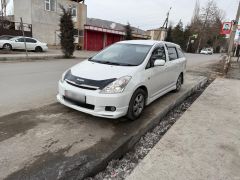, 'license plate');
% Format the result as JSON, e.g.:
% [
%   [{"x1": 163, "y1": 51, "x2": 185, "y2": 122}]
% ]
[{"x1": 65, "y1": 90, "x2": 86, "y2": 103}]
